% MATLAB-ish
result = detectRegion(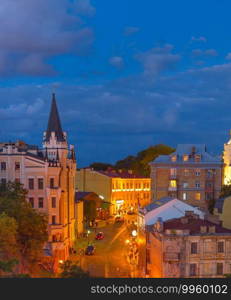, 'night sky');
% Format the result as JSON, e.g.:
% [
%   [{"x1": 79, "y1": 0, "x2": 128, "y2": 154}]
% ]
[{"x1": 1, "y1": 0, "x2": 231, "y2": 166}]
